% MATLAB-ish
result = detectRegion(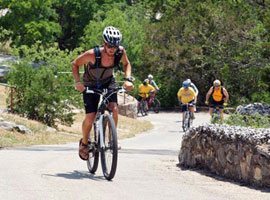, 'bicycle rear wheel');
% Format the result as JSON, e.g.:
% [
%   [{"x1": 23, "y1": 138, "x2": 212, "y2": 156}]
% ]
[
  {"x1": 100, "y1": 114, "x2": 118, "y2": 180},
  {"x1": 153, "y1": 98, "x2": 160, "y2": 113},
  {"x1": 87, "y1": 126, "x2": 99, "y2": 174}
]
